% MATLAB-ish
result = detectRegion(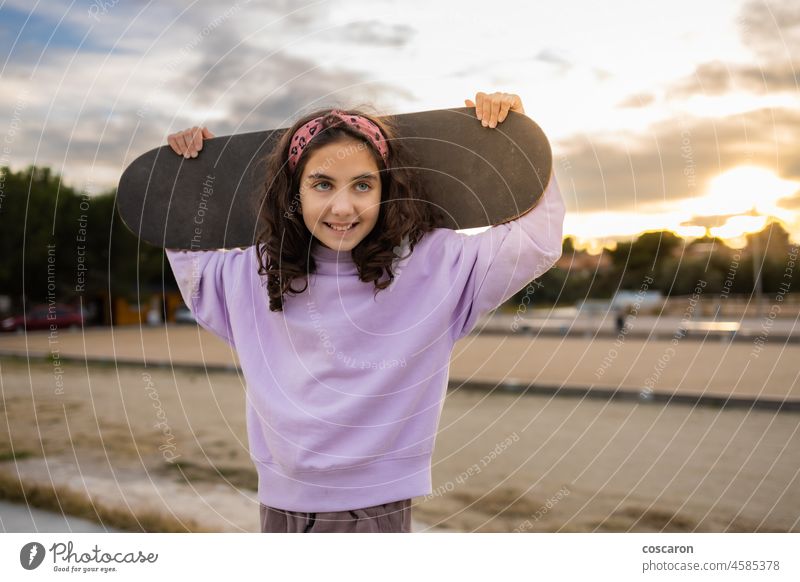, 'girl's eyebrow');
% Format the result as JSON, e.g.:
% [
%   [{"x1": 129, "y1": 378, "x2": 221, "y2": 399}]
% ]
[{"x1": 306, "y1": 172, "x2": 377, "y2": 182}]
